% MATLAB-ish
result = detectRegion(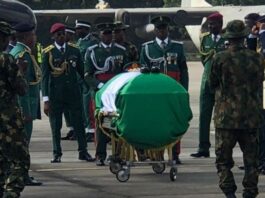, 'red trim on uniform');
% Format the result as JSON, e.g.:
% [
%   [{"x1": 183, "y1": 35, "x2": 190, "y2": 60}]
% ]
[
  {"x1": 96, "y1": 73, "x2": 115, "y2": 82},
  {"x1": 167, "y1": 71, "x2": 180, "y2": 81}
]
